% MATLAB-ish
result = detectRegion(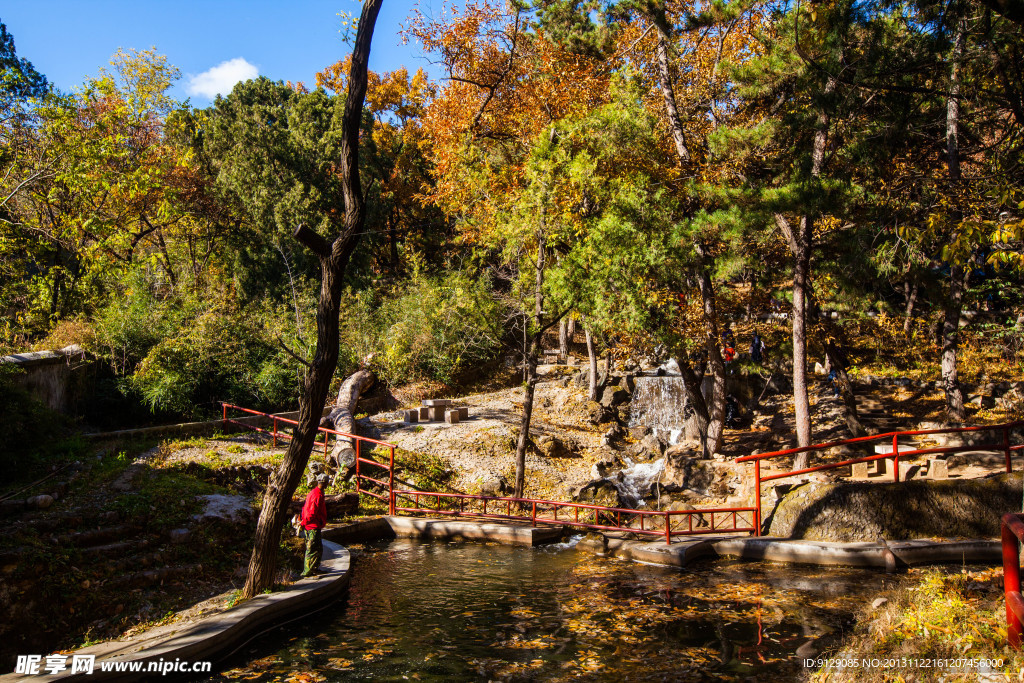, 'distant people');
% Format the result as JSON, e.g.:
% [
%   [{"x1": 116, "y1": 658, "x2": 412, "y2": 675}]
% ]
[
  {"x1": 299, "y1": 474, "x2": 329, "y2": 577},
  {"x1": 723, "y1": 345, "x2": 736, "y2": 365},
  {"x1": 721, "y1": 324, "x2": 735, "y2": 346},
  {"x1": 827, "y1": 368, "x2": 841, "y2": 396},
  {"x1": 750, "y1": 333, "x2": 766, "y2": 364},
  {"x1": 725, "y1": 394, "x2": 740, "y2": 427}
]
